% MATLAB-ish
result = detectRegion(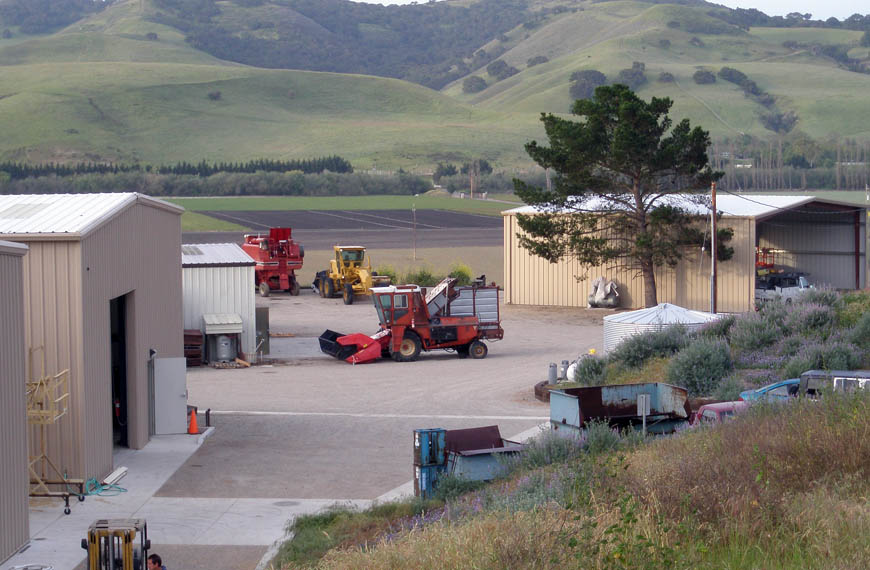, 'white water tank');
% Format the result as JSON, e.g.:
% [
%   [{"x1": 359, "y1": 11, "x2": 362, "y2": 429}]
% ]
[
  {"x1": 603, "y1": 303, "x2": 721, "y2": 354},
  {"x1": 216, "y1": 335, "x2": 235, "y2": 361}
]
